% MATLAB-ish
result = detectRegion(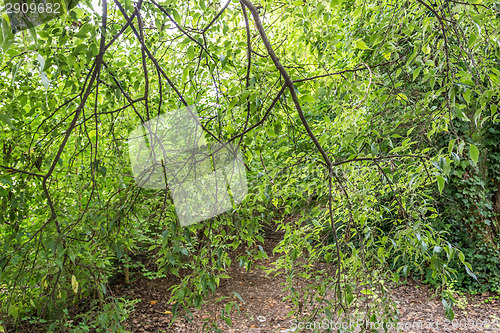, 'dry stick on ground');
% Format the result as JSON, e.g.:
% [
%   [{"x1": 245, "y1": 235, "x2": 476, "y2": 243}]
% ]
[{"x1": 239, "y1": 0, "x2": 348, "y2": 313}]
